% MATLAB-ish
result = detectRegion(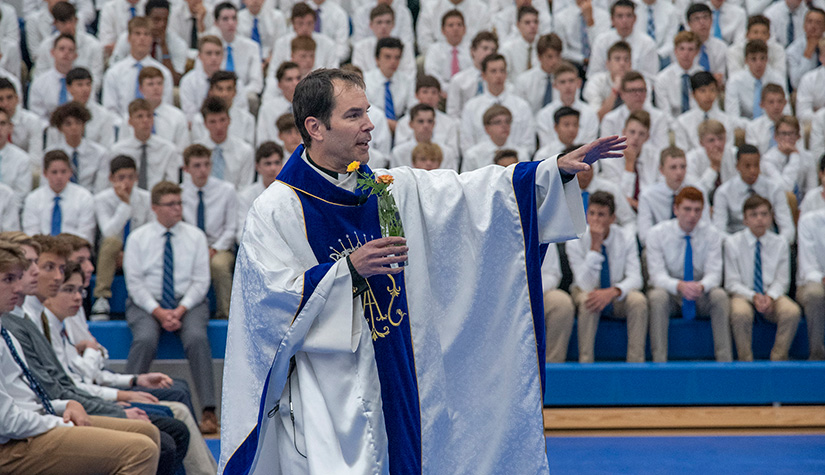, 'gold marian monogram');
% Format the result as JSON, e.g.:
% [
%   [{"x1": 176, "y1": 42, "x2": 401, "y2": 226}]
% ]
[{"x1": 362, "y1": 274, "x2": 406, "y2": 341}]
